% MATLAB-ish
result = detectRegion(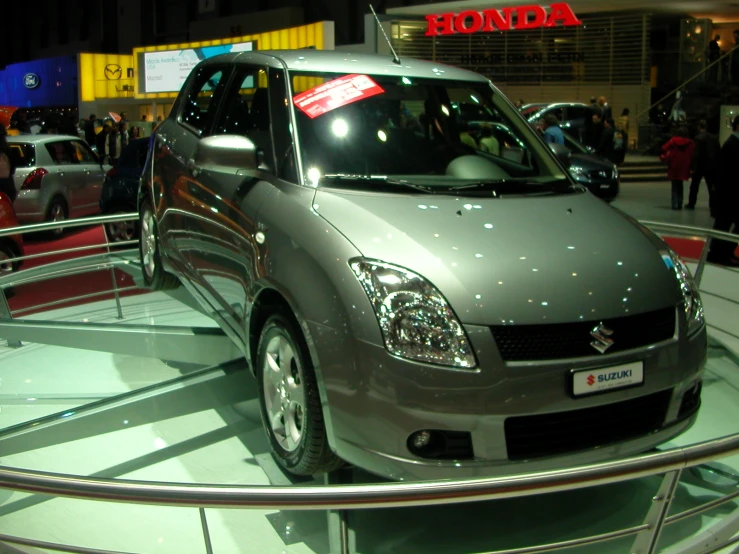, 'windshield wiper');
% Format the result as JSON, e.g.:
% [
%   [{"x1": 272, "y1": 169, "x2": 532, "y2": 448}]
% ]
[
  {"x1": 321, "y1": 174, "x2": 439, "y2": 194},
  {"x1": 446, "y1": 178, "x2": 578, "y2": 196}
]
